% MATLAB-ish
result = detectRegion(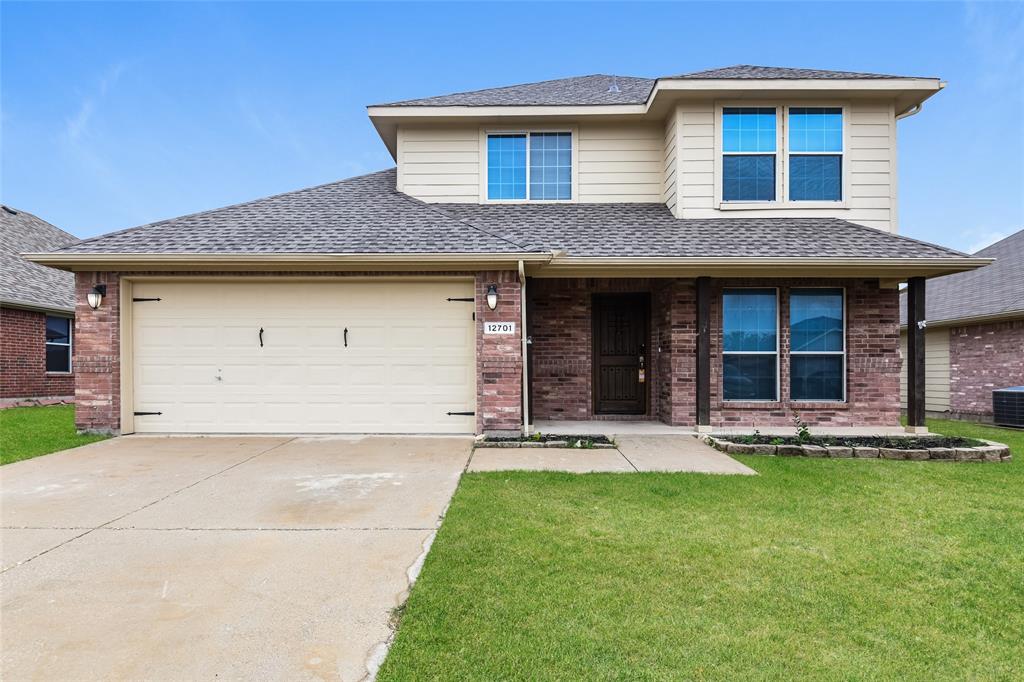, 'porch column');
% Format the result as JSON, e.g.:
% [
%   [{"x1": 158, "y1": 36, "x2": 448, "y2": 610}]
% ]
[
  {"x1": 696, "y1": 276, "x2": 711, "y2": 431},
  {"x1": 906, "y1": 276, "x2": 927, "y2": 432}
]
